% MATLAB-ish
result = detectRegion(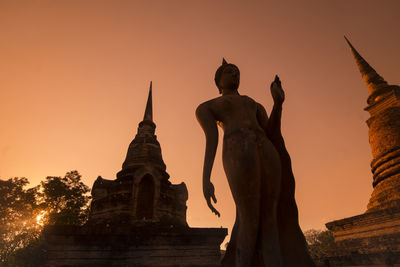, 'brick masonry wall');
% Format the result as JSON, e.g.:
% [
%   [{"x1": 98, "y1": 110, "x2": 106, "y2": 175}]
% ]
[{"x1": 43, "y1": 225, "x2": 227, "y2": 267}]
